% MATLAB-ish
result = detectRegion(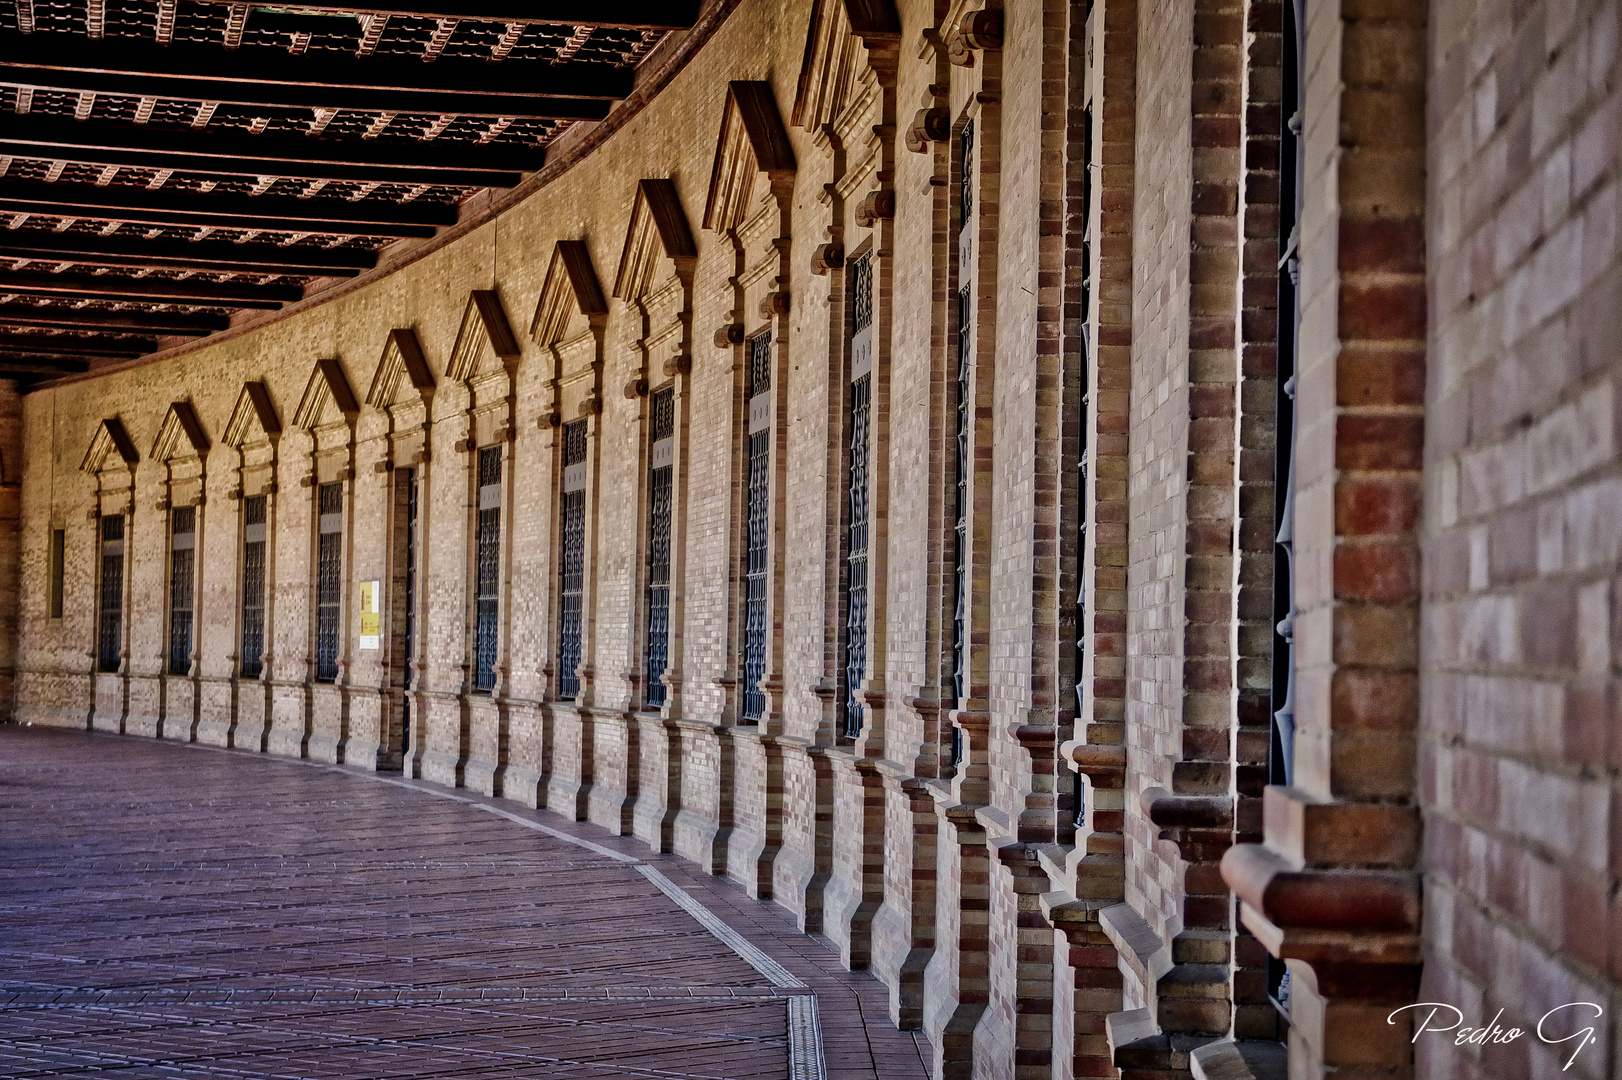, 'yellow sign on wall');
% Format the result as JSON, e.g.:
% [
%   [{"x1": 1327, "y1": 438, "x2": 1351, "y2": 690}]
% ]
[{"x1": 359, "y1": 580, "x2": 381, "y2": 649}]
